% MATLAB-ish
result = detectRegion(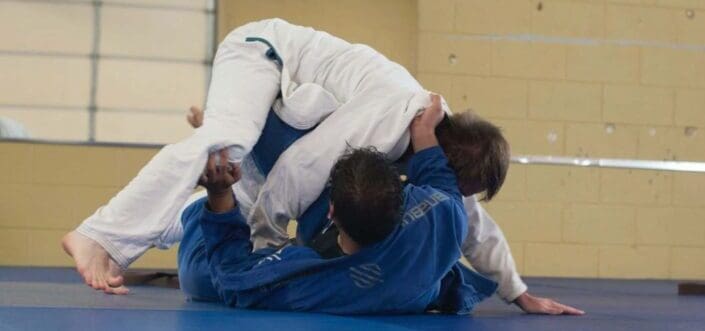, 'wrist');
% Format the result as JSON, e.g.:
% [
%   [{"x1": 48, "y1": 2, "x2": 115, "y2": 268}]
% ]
[
  {"x1": 206, "y1": 188, "x2": 232, "y2": 199},
  {"x1": 410, "y1": 123, "x2": 434, "y2": 136},
  {"x1": 513, "y1": 291, "x2": 530, "y2": 307},
  {"x1": 206, "y1": 190, "x2": 236, "y2": 213},
  {"x1": 411, "y1": 130, "x2": 438, "y2": 152}
]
